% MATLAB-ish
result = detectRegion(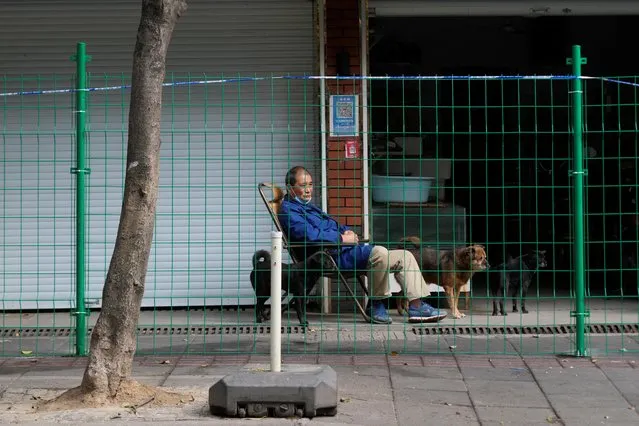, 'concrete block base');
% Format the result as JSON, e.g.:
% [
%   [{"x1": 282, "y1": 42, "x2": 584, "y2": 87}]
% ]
[{"x1": 208, "y1": 364, "x2": 338, "y2": 418}]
